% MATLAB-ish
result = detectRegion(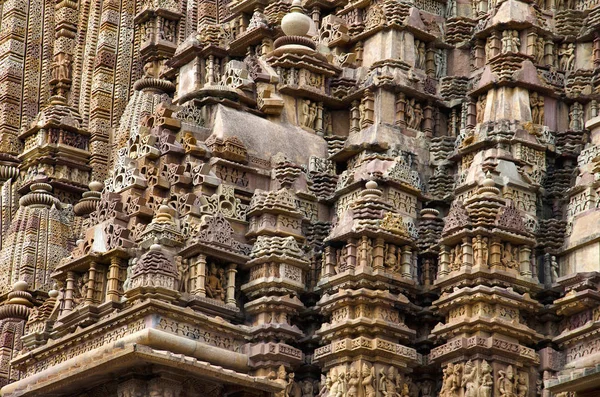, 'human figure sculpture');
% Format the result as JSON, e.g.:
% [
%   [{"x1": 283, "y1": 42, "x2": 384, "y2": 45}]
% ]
[
  {"x1": 361, "y1": 363, "x2": 376, "y2": 397},
  {"x1": 482, "y1": 237, "x2": 489, "y2": 266},
  {"x1": 301, "y1": 381, "x2": 314, "y2": 397},
  {"x1": 516, "y1": 373, "x2": 528, "y2": 397},
  {"x1": 551, "y1": 255, "x2": 559, "y2": 282},
  {"x1": 473, "y1": 237, "x2": 481, "y2": 266},
  {"x1": 412, "y1": 104, "x2": 423, "y2": 130},
  {"x1": 378, "y1": 366, "x2": 397, "y2": 397},
  {"x1": 439, "y1": 364, "x2": 459, "y2": 397},
  {"x1": 205, "y1": 263, "x2": 225, "y2": 301},
  {"x1": 567, "y1": 43, "x2": 576, "y2": 69},
  {"x1": 435, "y1": 50, "x2": 445, "y2": 78},
  {"x1": 406, "y1": 99, "x2": 416, "y2": 129},
  {"x1": 461, "y1": 360, "x2": 478, "y2": 397},
  {"x1": 502, "y1": 242, "x2": 514, "y2": 269},
  {"x1": 418, "y1": 41, "x2": 426, "y2": 69},
  {"x1": 347, "y1": 368, "x2": 359, "y2": 397},
  {"x1": 476, "y1": 95, "x2": 486, "y2": 124},
  {"x1": 329, "y1": 370, "x2": 342, "y2": 397},
  {"x1": 569, "y1": 102, "x2": 583, "y2": 131},
  {"x1": 385, "y1": 244, "x2": 399, "y2": 271},
  {"x1": 535, "y1": 37, "x2": 545, "y2": 64},
  {"x1": 287, "y1": 372, "x2": 302, "y2": 397},
  {"x1": 498, "y1": 365, "x2": 517, "y2": 397},
  {"x1": 318, "y1": 374, "x2": 330, "y2": 397},
  {"x1": 511, "y1": 31, "x2": 520, "y2": 53},
  {"x1": 275, "y1": 366, "x2": 289, "y2": 397},
  {"x1": 479, "y1": 361, "x2": 493, "y2": 397},
  {"x1": 178, "y1": 258, "x2": 189, "y2": 293},
  {"x1": 501, "y1": 31, "x2": 512, "y2": 53}
]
